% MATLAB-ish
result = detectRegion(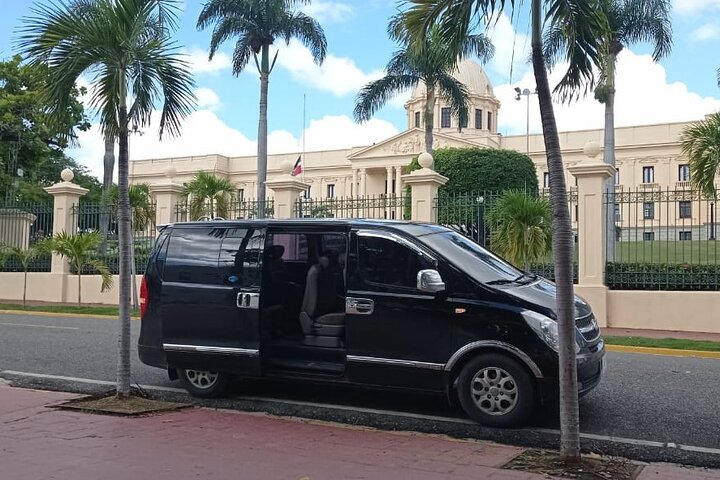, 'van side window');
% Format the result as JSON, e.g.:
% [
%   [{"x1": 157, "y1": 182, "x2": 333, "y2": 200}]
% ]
[
  {"x1": 358, "y1": 236, "x2": 433, "y2": 290},
  {"x1": 268, "y1": 233, "x2": 308, "y2": 262},
  {"x1": 164, "y1": 227, "x2": 224, "y2": 284},
  {"x1": 150, "y1": 227, "x2": 171, "y2": 275},
  {"x1": 220, "y1": 228, "x2": 264, "y2": 287}
]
